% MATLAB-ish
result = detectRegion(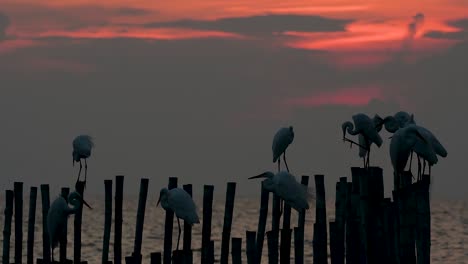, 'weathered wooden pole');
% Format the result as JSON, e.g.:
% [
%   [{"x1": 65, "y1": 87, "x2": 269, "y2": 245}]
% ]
[
  {"x1": 357, "y1": 167, "x2": 370, "y2": 264},
  {"x1": 14, "y1": 182, "x2": 23, "y2": 264},
  {"x1": 208, "y1": 240, "x2": 215, "y2": 264},
  {"x1": 255, "y1": 185, "x2": 270, "y2": 263},
  {"x1": 334, "y1": 177, "x2": 347, "y2": 264},
  {"x1": 220, "y1": 182, "x2": 236, "y2": 264},
  {"x1": 114, "y1": 175, "x2": 125, "y2": 264},
  {"x1": 246, "y1": 231, "x2": 257, "y2": 264},
  {"x1": 415, "y1": 174, "x2": 431, "y2": 264},
  {"x1": 3, "y1": 190, "x2": 14, "y2": 264},
  {"x1": 163, "y1": 177, "x2": 177, "y2": 264},
  {"x1": 40, "y1": 184, "x2": 51, "y2": 264},
  {"x1": 298, "y1": 175, "x2": 309, "y2": 228},
  {"x1": 102, "y1": 180, "x2": 113, "y2": 264},
  {"x1": 312, "y1": 174, "x2": 327, "y2": 264},
  {"x1": 367, "y1": 167, "x2": 385, "y2": 263},
  {"x1": 172, "y1": 250, "x2": 184, "y2": 264},
  {"x1": 280, "y1": 189, "x2": 292, "y2": 264},
  {"x1": 27, "y1": 187, "x2": 37, "y2": 264},
  {"x1": 132, "y1": 178, "x2": 149, "y2": 264},
  {"x1": 231, "y1": 237, "x2": 242, "y2": 264},
  {"x1": 266, "y1": 230, "x2": 279, "y2": 264},
  {"x1": 396, "y1": 171, "x2": 416, "y2": 263},
  {"x1": 271, "y1": 194, "x2": 281, "y2": 258},
  {"x1": 348, "y1": 168, "x2": 362, "y2": 264},
  {"x1": 182, "y1": 184, "x2": 193, "y2": 263},
  {"x1": 59, "y1": 187, "x2": 70, "y2": 263},
  {"x1": 329, "y1": 221, "x2": 338, "y2": 264},
  {"x1": 382, "y1": 198, "x2": 396, "y2": 264},
  {"x1": 150, "y1": 252, "x2": 162, "y2": 264},
  {"x1": 201, "y1": 185, "x2": 214, "y2": 263},
  {"x1": 293, "y1": 227, "x2": 304, "y2": 264},
  {"x1": 74, "y1": 181, "x2": 86, "y2": 264}
]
